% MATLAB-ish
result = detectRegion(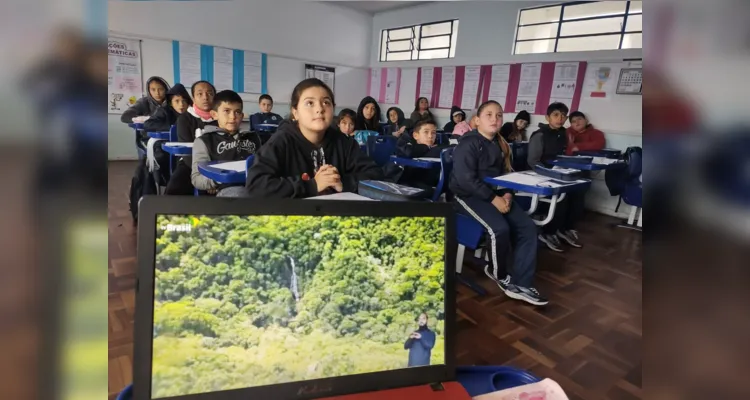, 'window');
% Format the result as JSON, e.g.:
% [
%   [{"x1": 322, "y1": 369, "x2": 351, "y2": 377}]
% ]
[
  {"x1": 514, "y1": 1, "x2": 642, "y2": 54},
  {"x1": 379, "y1": 20, "x2": 459, "y2": 62}
]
